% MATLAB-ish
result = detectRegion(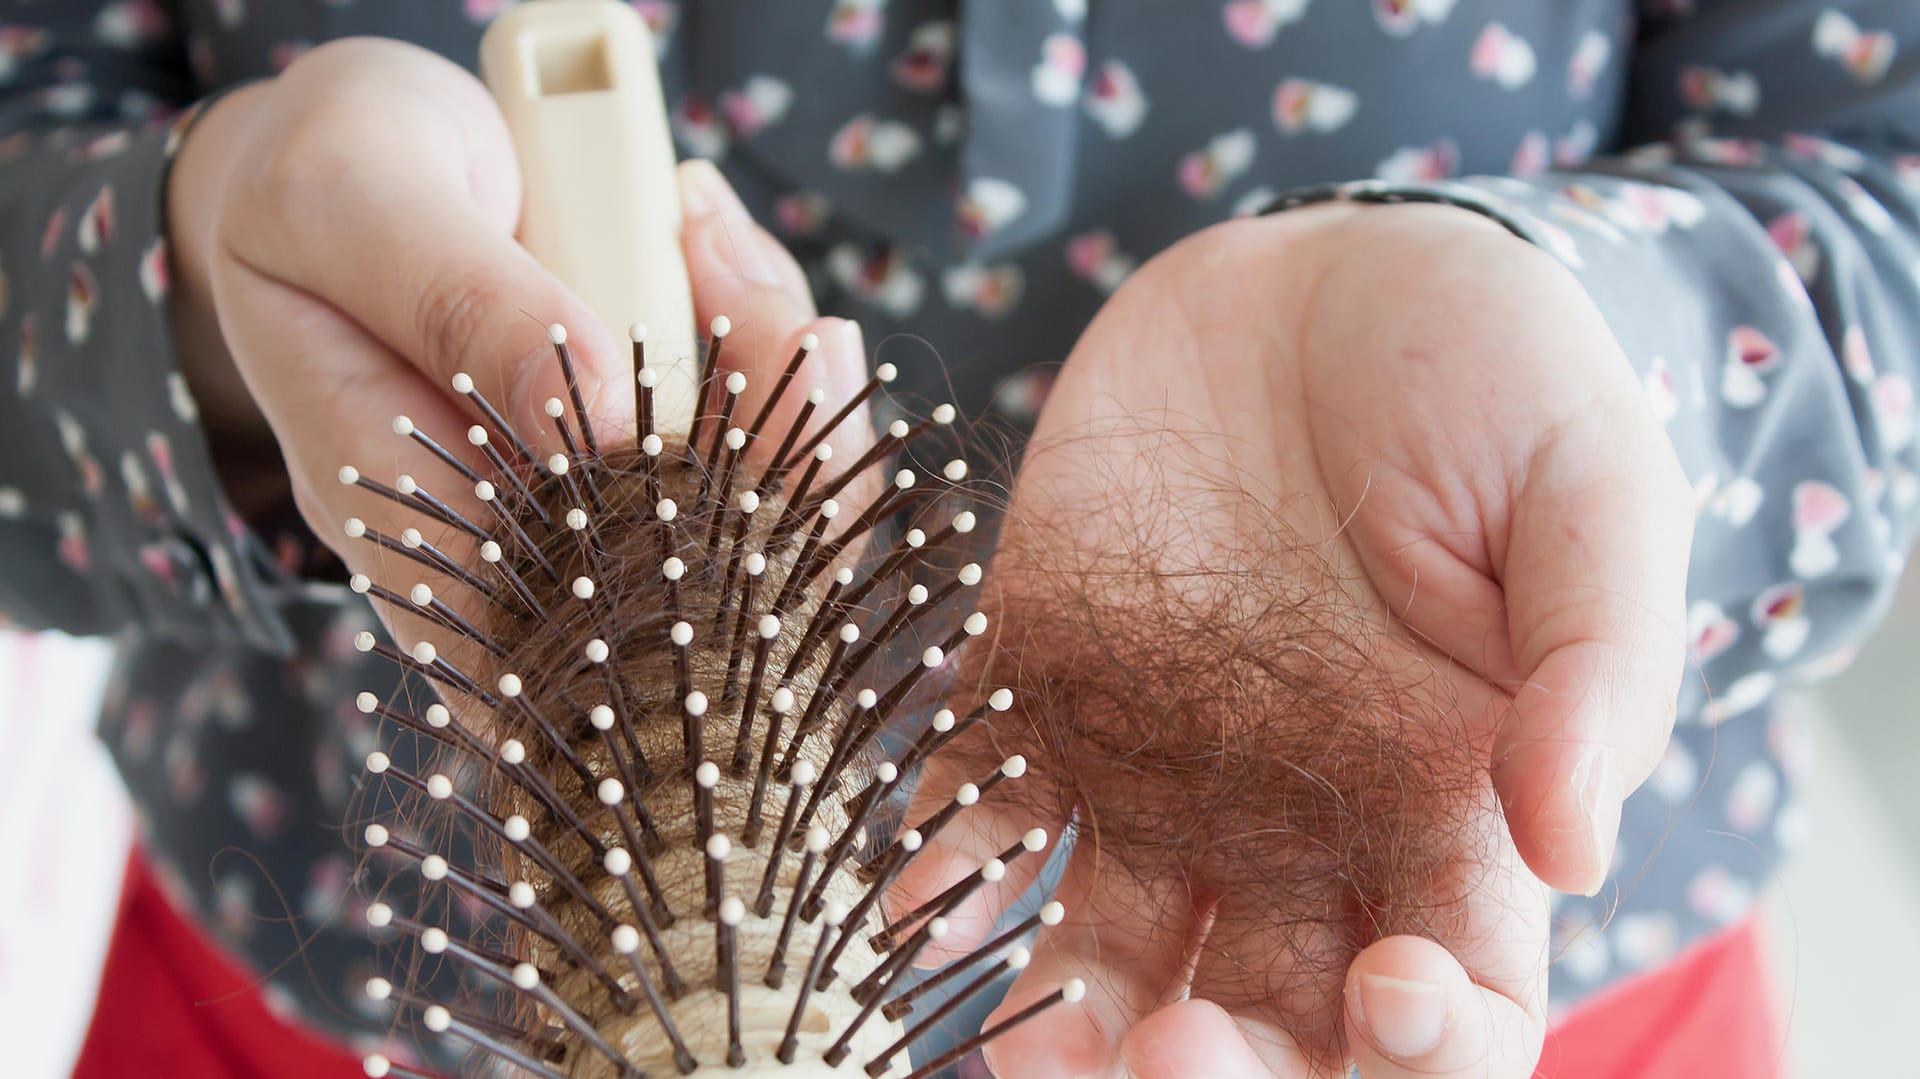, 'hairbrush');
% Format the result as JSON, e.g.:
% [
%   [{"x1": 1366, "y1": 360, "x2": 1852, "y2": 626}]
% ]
[{"x1": 343, "y1": 3, "x2": 1071, "y2": 1076}]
